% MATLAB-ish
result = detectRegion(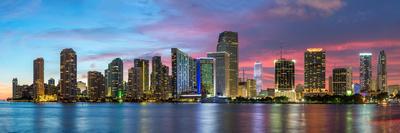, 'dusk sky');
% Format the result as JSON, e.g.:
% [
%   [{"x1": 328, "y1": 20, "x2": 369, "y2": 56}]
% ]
[{"x1": 1, "y1": 0, "x2": 400, "y2": 99}]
